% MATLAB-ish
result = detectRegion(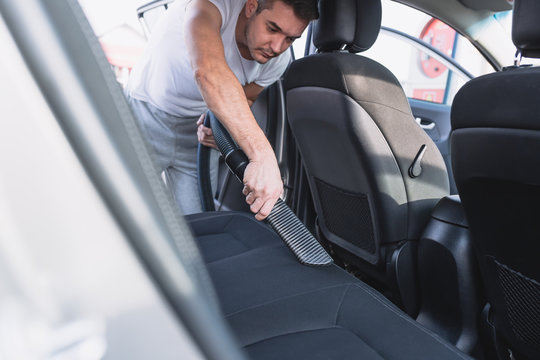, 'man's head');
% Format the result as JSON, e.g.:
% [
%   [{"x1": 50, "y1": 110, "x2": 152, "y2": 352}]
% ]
[
  {"x1": 239, "y1": 0, "x2": 318, "y2": 64},
  {"x1": 255, "y1": 0, "x2": 319, "y2": 24}
]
